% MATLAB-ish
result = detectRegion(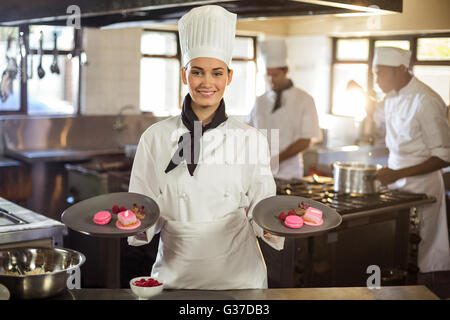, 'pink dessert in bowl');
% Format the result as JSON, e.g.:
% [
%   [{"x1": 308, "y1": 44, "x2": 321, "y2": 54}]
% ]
[
  {"x1": 93, "y1": 211, "x2": 111, "y2": 225},
  {"x1": 116, "y1": 209, "x2": 141, "y2": 230}
]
